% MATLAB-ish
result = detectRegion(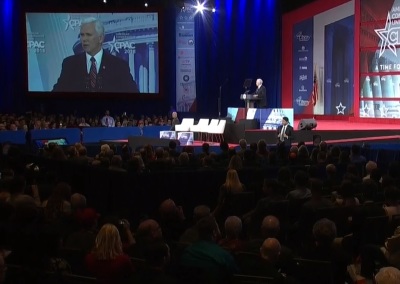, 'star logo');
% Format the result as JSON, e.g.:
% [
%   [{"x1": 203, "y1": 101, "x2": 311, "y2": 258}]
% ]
[
  {"x1": 363, "y1": 104, "x2": 371, "y2": 116},
  {"x1": 63, "y1": 15, "x2": 81, "y2": 31},
  {"x1": 336, "y1": 102, "x2": 346, "y2": 115},
  {"x1": 105, "y1": 36, "x2": 119, "y2": 53},
  {"x1": 375, "y1": 12, "x2": 397, "y2": 58}
]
